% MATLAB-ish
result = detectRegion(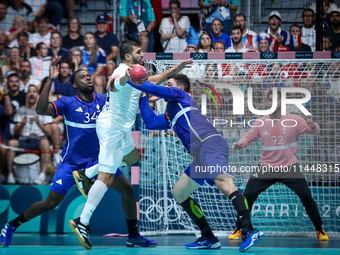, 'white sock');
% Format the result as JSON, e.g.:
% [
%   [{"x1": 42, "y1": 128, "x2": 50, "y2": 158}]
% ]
[
  {"x1": 80, "y1": 180, "x2": 108, "y2": 225},
  {"x1": 85, "y1": 164, "x2": 99, "y2": 178}
]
